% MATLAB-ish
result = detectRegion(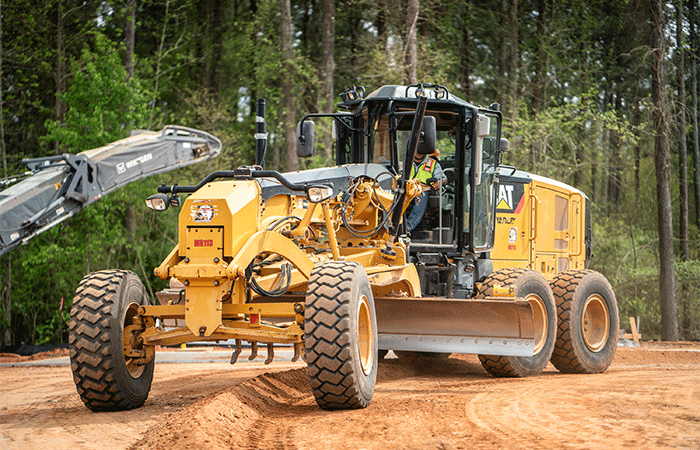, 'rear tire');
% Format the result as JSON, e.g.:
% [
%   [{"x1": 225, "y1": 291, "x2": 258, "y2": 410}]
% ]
[
  {"x1": 550, "y1": 270, "x2": 619, "y2": 374},
  {"x1": 476, "y1": 268, "x2": 557, "y2": 377},
  {"x1": 305, "y1": 261, "x2": 378, "y2": 410},
  {"x1": 69, "y1": 270, "x2": 154, "y2": 411}
]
